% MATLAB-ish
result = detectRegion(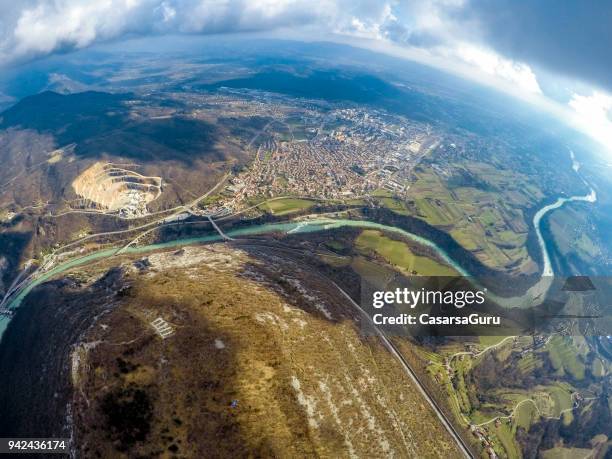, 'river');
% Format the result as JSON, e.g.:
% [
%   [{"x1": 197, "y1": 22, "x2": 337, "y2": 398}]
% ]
[{"x1": 0, "y1": 150, "x2": 597, "y2": 337}]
